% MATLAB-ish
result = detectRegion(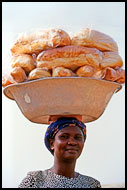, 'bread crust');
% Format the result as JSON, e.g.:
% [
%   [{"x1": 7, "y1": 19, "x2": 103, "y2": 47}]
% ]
[
  {"x1": 10, "y1": 28, "x2": 71, "y2": 55},
  {"x1": 28, "y1": 68, "x2": 51, "y2": 80},
  {"x1": 104, "y1": 66, "x2": 125, "y2": 83},
  {"x1": 100, "y1": 51, "x2": 123, "y2": 68},
  {"x1": 10, "y1": 66, "x2": 27, "y2": 83},
  {"x1": 11, "y1": 54, "x2": 36, "y2": 74},
  {"x1": 76, "y1": 65, "x2": 96, "y2": 77},
  {"x1": 115, "y1": 70, "x2": 125, "y2": 83},
  {"x1": 52, "y1": 67, "x2": 76, "y2": 77},
  {"x1": 37, "y1": 45, "x2": 103, "y2": 70},
  {"x1": 92, "y1": 69, "x2": 106, "y2": 79},
  {"x1": 2, "y1": 74, "x2": 16, "y2": 87},
  {"x1": 71, "y1": 28, "x2": 118, "y2": 52}
]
